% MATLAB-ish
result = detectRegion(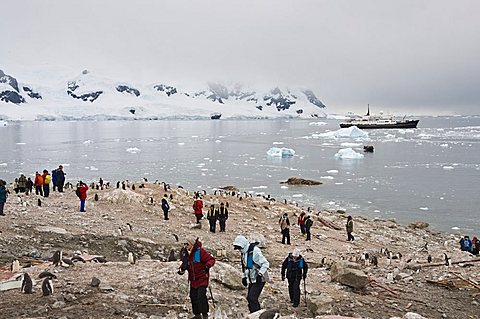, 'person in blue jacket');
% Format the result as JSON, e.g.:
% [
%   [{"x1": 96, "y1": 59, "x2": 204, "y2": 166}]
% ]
[
  {"x1": 281, "y1": 248, "x2": 308, "y2": 307},
  {"x1": 460, "y1": 235, "x2": 472, "y2": 252},
  {"x1": 233, "y1": 235, "x2": 270, "y2": 313}
]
